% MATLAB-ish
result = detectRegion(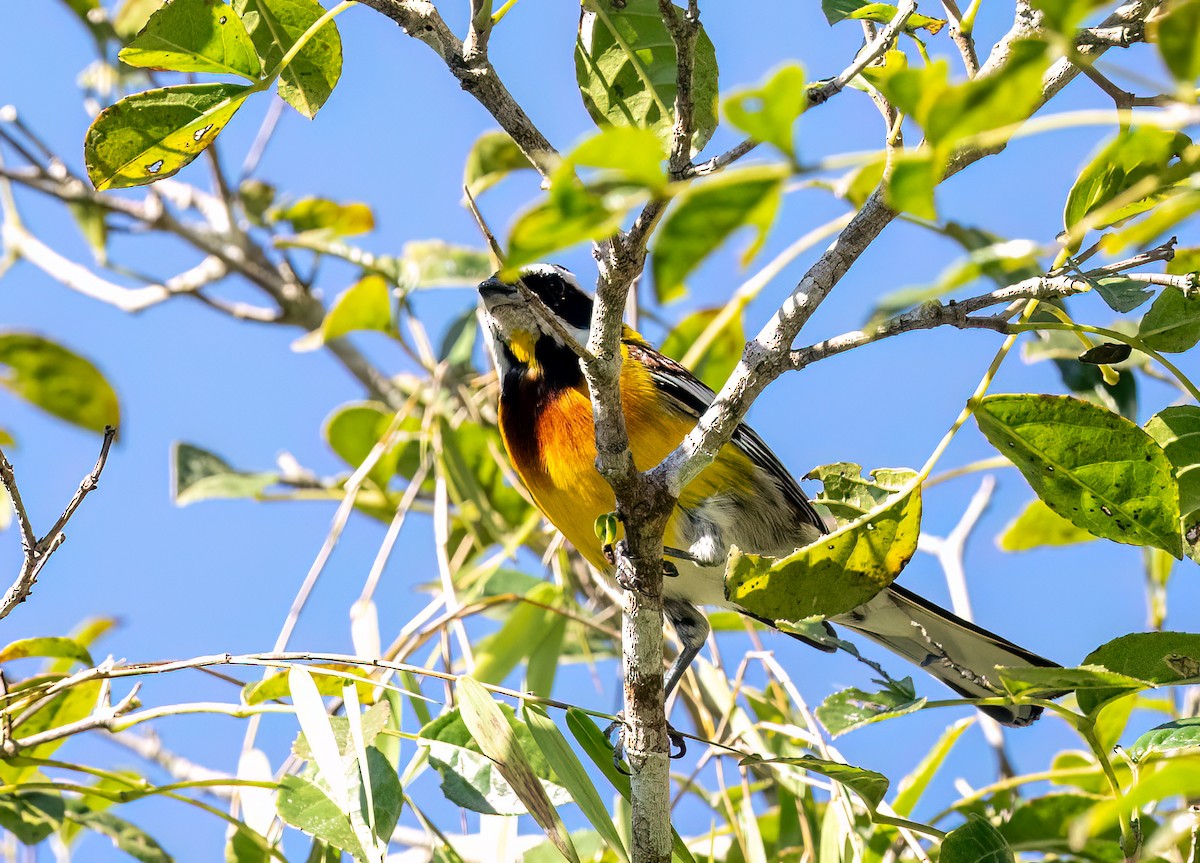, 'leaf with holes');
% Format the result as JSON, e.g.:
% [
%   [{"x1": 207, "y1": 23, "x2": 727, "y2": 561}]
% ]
[
  {"x1": 726, "y1": 471, "x2": 920, "y2": 622},
  {"x1": 120, "y1": 0, "x2": 261, "y2": 79},
  {"x1": 233, "y1": 0, "x2": 342, "y2": 118},
  {"x1": 975, "y1": 394, "x2": 1181, "y2": 557},
  {"x1": 1145, "y1": 405, "x2": 1200, "y2": 562},
  {"x1": 0, "y1": 333, "x2": 119, "y2": 434},
  {"x1": 85, "y1": 83, "x2": 252, "y2": 190},
  {"x1": 575, "y1": 0, "x2": 718, "y2": 153},
  {"x1": 723, "y1": 64, "x2": 807, "y2": 160}
]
